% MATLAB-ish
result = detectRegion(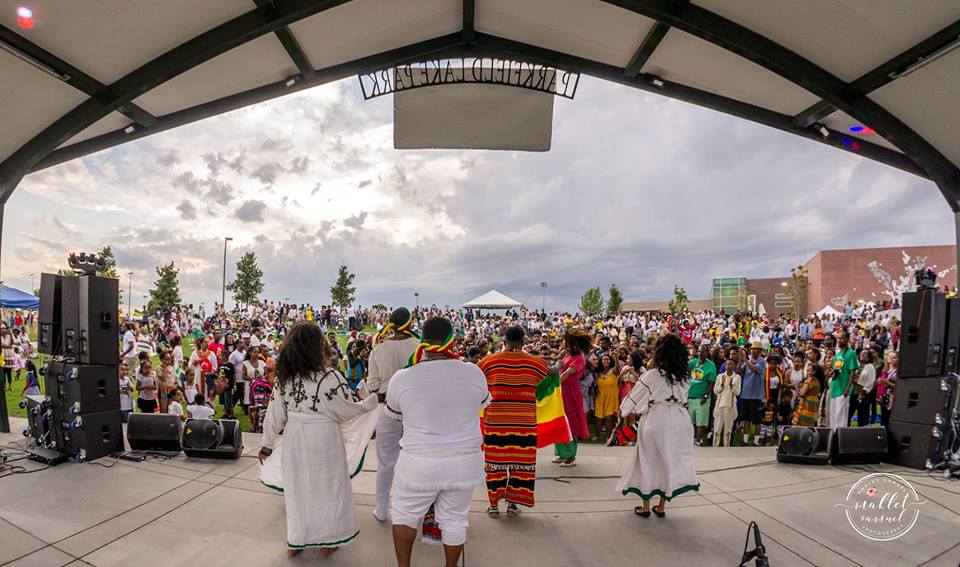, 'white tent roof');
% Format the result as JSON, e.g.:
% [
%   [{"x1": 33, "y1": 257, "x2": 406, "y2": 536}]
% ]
[
  {"x1": 816, "y1": 305, "x2": 842, "y2": 317},
  {"x1": 462, "y1": 289, "x2": 523, "y2": 309}
]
